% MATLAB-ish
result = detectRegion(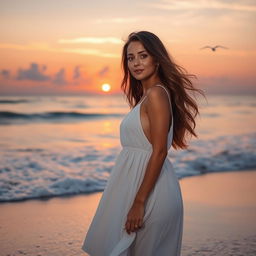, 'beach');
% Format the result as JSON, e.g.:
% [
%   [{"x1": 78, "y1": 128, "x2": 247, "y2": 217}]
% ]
[
  {"x1": 1, "y1": 0, "x2": 256, "y2": 254},
  {"x1": 0, "y1": 169, "x2": 255, "y2": 256},
  {"x1": 0, "y1": 95, "x2": 255, "y2": 255}
]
